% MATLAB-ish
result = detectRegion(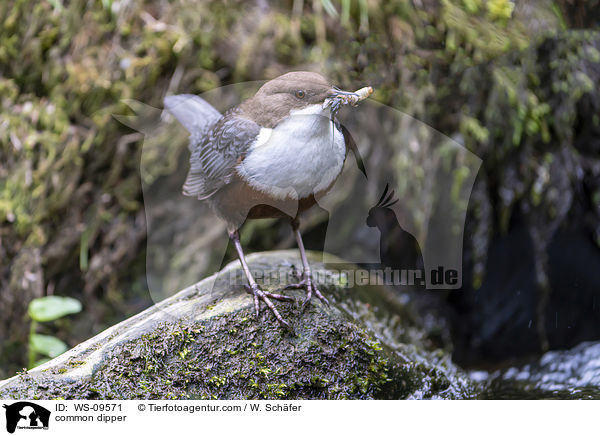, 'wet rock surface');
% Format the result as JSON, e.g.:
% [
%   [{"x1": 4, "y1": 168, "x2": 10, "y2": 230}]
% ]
[
  {"x1": 0, "y1": 251, "x2": 476, "y2": 400},
  {"x1": 475, "y1": 341, "x2": 600, "y2": 399}
]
